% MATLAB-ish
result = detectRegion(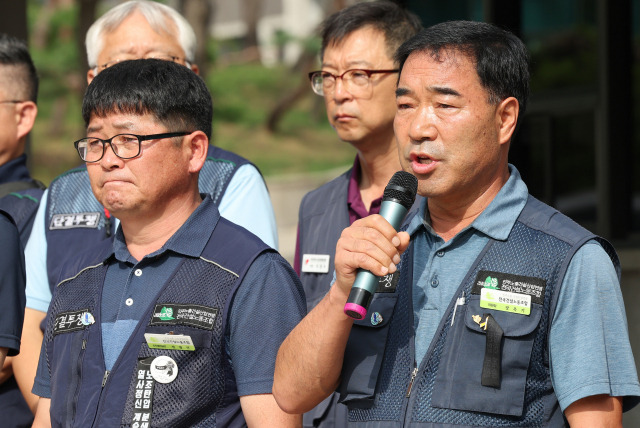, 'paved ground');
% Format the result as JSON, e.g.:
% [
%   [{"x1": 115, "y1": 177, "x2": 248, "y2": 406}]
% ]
[{"x1": 266, "y1": 172, "x2": 640, "y2": 423}]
